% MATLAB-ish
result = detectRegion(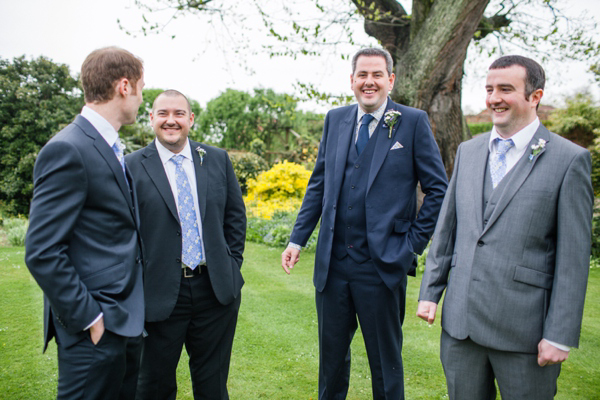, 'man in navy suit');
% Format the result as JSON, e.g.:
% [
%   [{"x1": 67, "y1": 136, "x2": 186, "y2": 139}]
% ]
[
  {"x1": 25, "y1": 47, "x2": 145, "y2": 399},
  {"x1": 281, "y1": 47, "x2": 448, "y2": 399}
]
